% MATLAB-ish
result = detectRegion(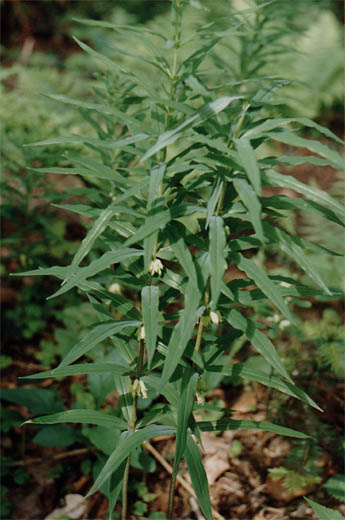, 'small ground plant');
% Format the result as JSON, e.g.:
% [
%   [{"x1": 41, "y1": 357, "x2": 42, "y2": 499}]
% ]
[{"x1": 16, "y1": 1, "x2": 344, "y2": 518}]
